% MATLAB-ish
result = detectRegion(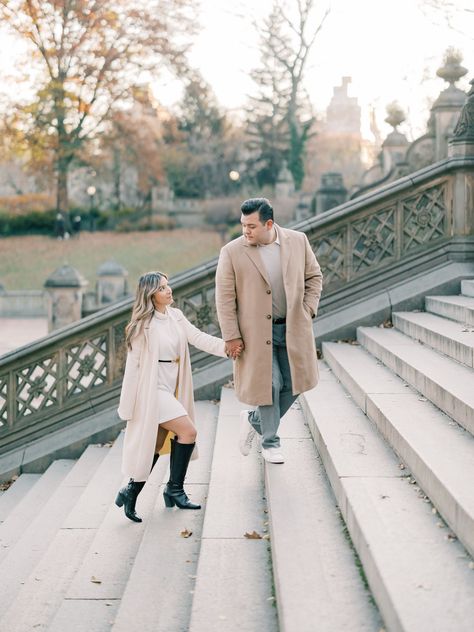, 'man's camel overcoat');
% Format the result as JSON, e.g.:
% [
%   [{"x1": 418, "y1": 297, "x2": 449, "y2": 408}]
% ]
[
  {"x1": 118, "y1": 307, "x2": 226, "y2": 481},
  {"x1": 215, "y1": 224, "x2": 323, "y2": 406}
]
